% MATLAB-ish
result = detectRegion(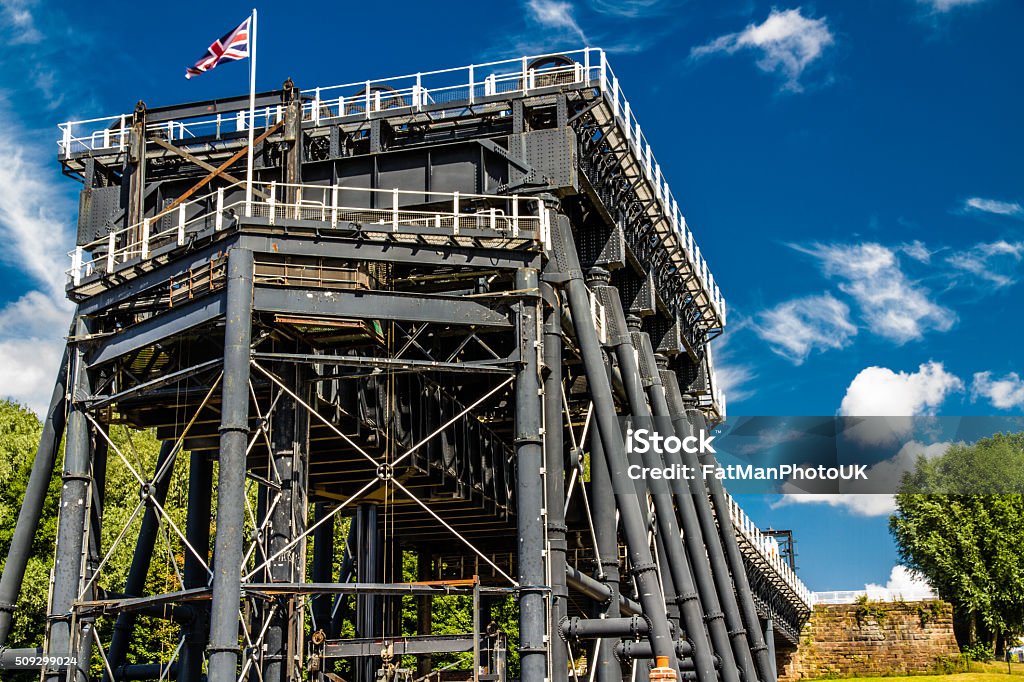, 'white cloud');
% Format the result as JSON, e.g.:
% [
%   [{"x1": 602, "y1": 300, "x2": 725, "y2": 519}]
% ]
[
  {"x1": 795, "y1": 242, "x2": 955, "y2": 343},
  {"x1": 690, "y1": 8, "x2": 834, "y2": 92},
  {"x1": 840, "y1": 362, "x2": 962, "y2": 417},
  {"x1": 0, "y1": 0, "x2": 42, "y2": 45},
  {"x1": 866, "y1": 565, "x2": 935, "y2": 599},
  {"x1": 972, "y1": 371, "x2": 1024, "y2": 410},
  {"x1": 838, "y1": 362, "x2": 961, "y2": 446},
  {"x1": 900, "y1": 240, "x2": 932, "y2": 263},
  {"x1": 773, "y1": 493, "x2": 898, "y2": 517},
  {"x1": 964, "y1": 197, "x2": 1022, "y2": 216},
  {"x1": 716, "y1": 362, "x2": 755, "y2": 405},
  {"x1": 0, "y1": 106, "x2": 76, "y2": 414},
  {"x1": 919, "y1": 0, "x2": 985, "y2": 13},
  {"x1": 947, "y1": 240, "x2": 1024, "y2": 288},
  {"x1": 588, "y1": 0, "x2": 664, "y2": 18},
  {"x1": 754, "y1": 293, "x2": 856, "y2": 364},
  {"x1": 526, "y1": 0, "x2": 587, "y2": 42},
  {"x1": 774, "y1": 441, "x2": 952, "y2": 516}
]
